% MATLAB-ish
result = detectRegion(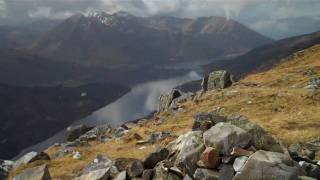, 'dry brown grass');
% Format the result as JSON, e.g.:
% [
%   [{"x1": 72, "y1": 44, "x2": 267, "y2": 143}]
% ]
[{"x1": 9, "y1": 44, "x2": 320, "y2": 179}]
